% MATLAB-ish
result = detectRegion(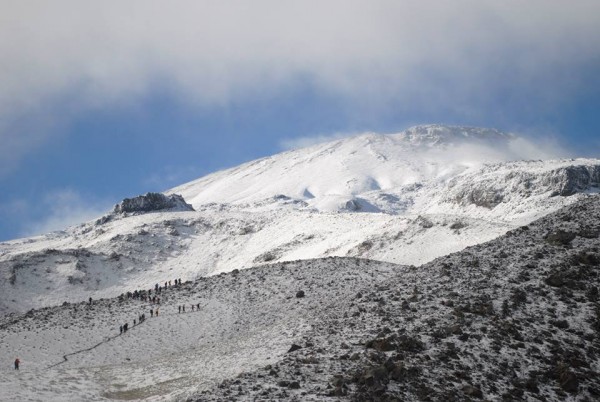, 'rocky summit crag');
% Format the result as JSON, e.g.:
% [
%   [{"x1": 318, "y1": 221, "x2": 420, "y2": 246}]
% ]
[{"x1": 112, "y1": 192, "x2": 195, "y2": 215}]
